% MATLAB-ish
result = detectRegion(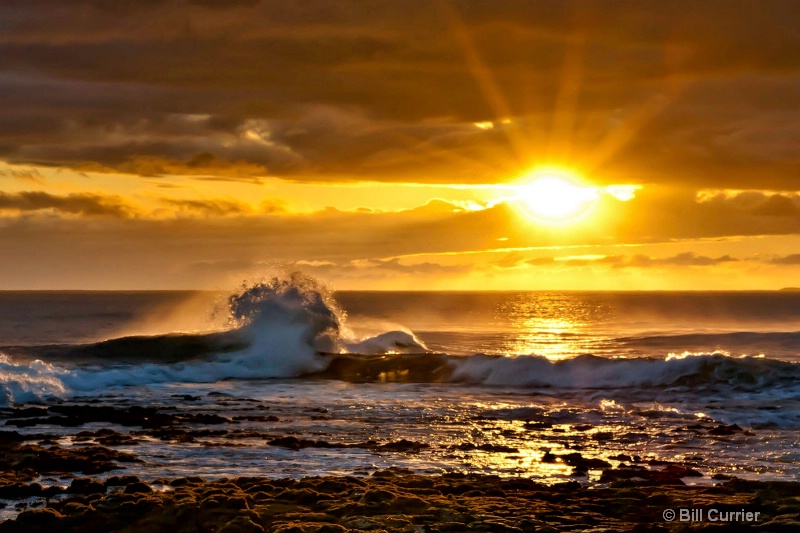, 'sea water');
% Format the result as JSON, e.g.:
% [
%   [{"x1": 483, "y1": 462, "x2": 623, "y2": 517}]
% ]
[{"x1": 1, "y1": 278, "x2": 799, "y2": 492}]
